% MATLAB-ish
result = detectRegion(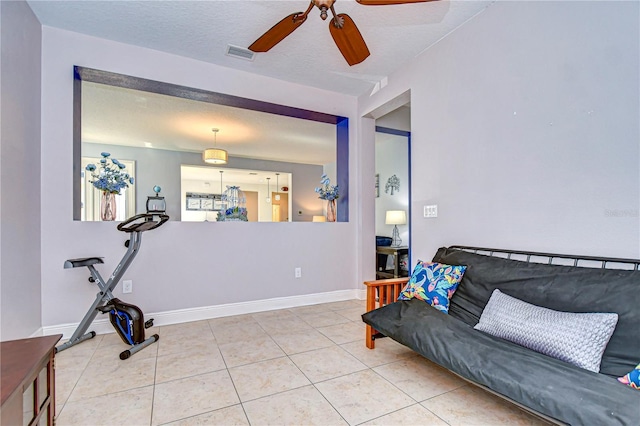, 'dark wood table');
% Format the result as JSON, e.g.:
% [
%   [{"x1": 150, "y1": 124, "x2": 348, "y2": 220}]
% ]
[
  {"x1": 376, "y1": 245, "x2": 409, "y2": 279},
  {"x1": 1, "y1": 334, "x2": 62, "y2": 426}
]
